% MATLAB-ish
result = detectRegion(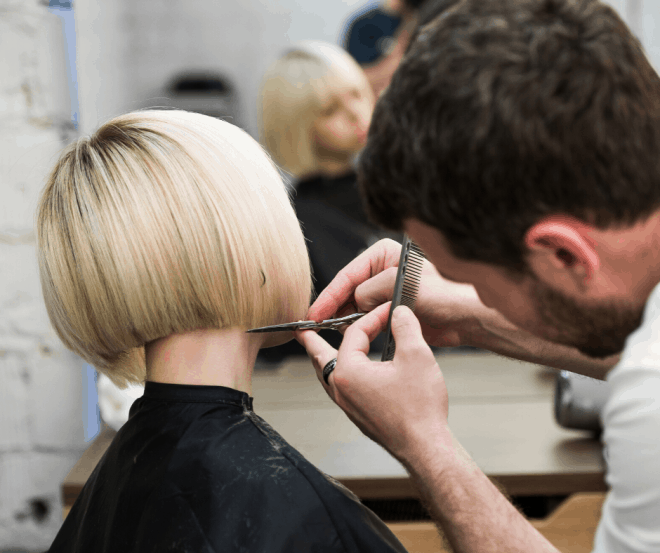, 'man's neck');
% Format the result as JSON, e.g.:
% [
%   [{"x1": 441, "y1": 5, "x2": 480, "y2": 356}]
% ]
[
  {"x1": 601, "y1": 211, "x2": 660, "y2": 305},
  {"x1": 145, "y1": 328, "x2": 261, "y2": 394}
]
